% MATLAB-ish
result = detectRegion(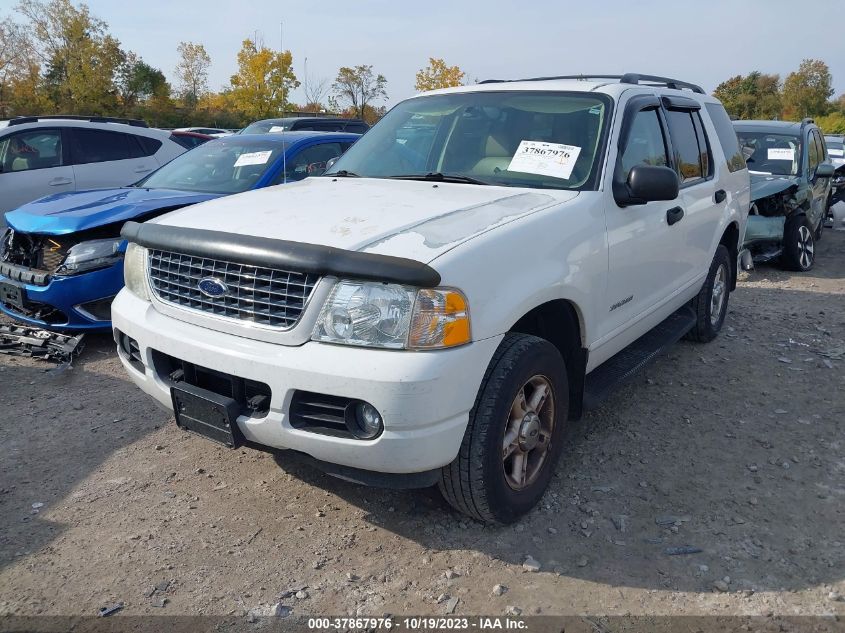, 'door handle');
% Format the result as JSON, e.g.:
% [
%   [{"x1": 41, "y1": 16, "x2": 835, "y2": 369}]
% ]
[
  {"x1": 714, "y1": 189, "x2": 727, "y2": 203},
  {"x1": 666, "y1": 206, "x2": 685, "y2": 226},
  {"x1": 49, "y1": 177, "x2": 73, "y2": 186}
]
